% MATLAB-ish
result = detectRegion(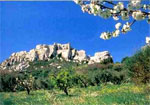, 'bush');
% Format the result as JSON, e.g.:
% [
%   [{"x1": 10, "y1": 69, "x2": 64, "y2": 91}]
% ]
[
  {"x1": 0, "y1": 57, "x2": 129, "y2": 93},
  {"x1": 76, "y1": 63, "x2": 128, "y2": 86},
  {"x1": 100, "y1": 58, "x2": 113, "y2": 64},
  {"x1": 0, "y1": 71, "x2": 19, "y2": 92},
  {"x1": 124, "y1": 46, "x2": 150, "y2": 84},
  {"x1": 121, "y1": 56, "x2": 130, "y2": 63}
]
